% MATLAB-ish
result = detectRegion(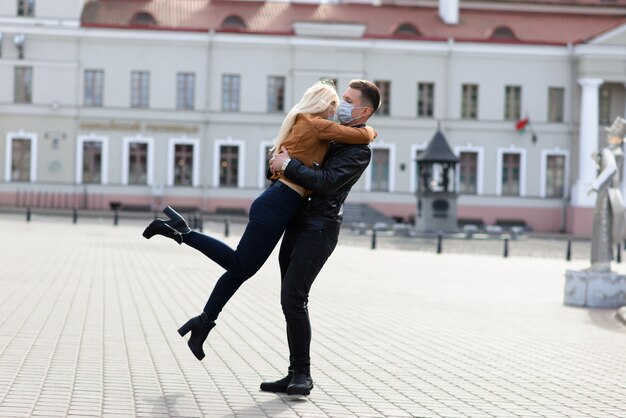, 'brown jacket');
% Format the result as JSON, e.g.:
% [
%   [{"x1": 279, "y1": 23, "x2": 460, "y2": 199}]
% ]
[{"x1": 271, "y1": 113, "x2": 374, "y2": 181}]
